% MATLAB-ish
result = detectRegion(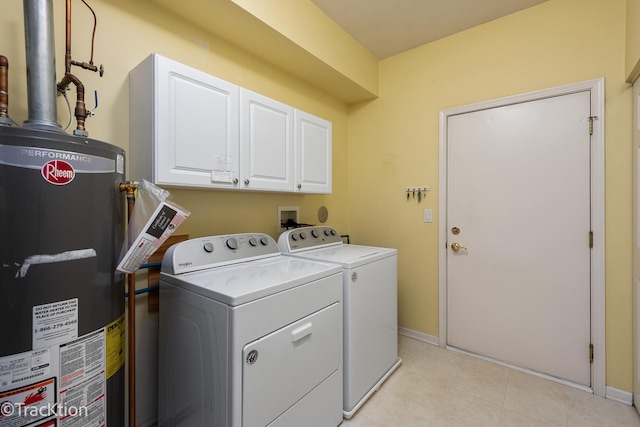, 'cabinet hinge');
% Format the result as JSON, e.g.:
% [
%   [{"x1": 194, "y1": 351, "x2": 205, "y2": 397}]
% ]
[
  {"x1": 589, "y1": 343, "x2": 594, "y2": 363},
  {"x1": 588, "y1": 116, "x2": 598, "y2": 136},
  {"x1": 589, "y1": 231, "x2": 593, "y2": 248}
]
